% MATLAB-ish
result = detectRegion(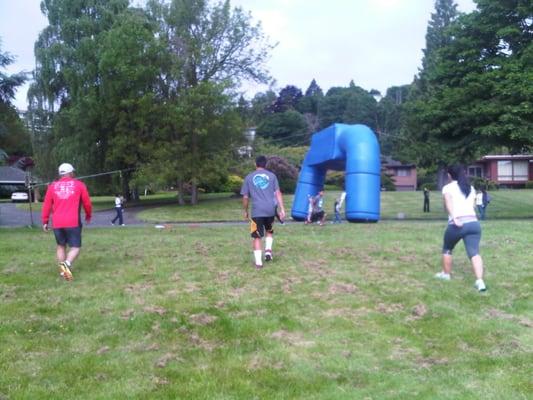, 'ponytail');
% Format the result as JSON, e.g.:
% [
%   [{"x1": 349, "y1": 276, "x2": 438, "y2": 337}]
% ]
[{"x1": 447, "y1": 165, "x2": 471, "y2": 198}]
